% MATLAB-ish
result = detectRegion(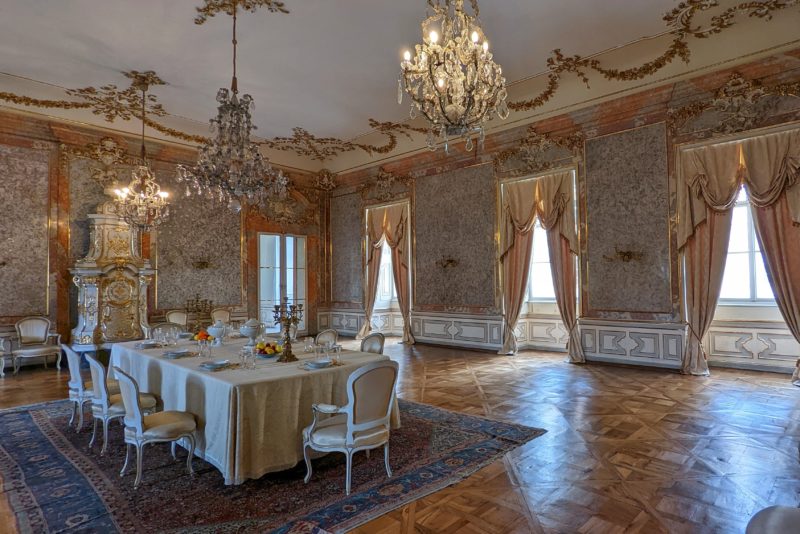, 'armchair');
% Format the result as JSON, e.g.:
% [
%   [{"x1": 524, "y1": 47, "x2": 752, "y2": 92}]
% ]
[
  {"x1": 11, "y1": 317, "x2": 61, "y2": 375},
  {"x1": 302, "y1": 360, "x2": 399, "y2": 495}
]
